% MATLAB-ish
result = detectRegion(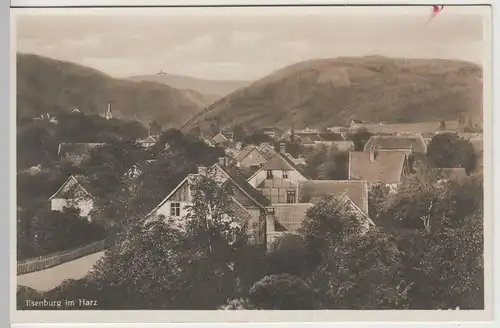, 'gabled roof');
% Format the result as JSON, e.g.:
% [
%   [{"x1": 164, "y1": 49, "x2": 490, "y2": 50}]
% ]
[
  {"x1": 317, "y1": 133, "x2": 345, "y2": 141},
  {"x1": 349, "y1": 151, "x2": 407, "y2": 184},
  {"x1": 261, "y1": 127, "x2": 284, "y2": 135},
  {"x1": 212, "y1": 132, "x2": 229, "y2": 144},
  {"x1": 57, "y1": 143, "x2": 105, "y2": 156},
  {"x1": 138, "y1": 135, "x2": 158, "y2": 144},
  {"x1": 258, "y1": 153, "x2": 309, "y2": 177},
  {"x1": 361, "y1": 122, "x2": 441, "y2": 135},
  {"x1": 48, "y1": 174, "x2": 94, "y2": 200},
  {"x1": 351, "y1": 120, "x2": 363, "y2": 124},
  {"x1": 363, "y1": 135, "x2": 427, "y2": 154},
  {"x1": 147, "y1": 174, "x2": 201, "y2": 217},
  {"x1": 258, "y1": 143, "x2": 278, "y2": 159},
  {"x1": 297, "y1": 180, "x2": 369, "y2": 215},
  {"x1": 273, "y1": 203, "x2": 314, "y2": 232},
  {"x1": 235, "y1": 145, "x2": 265, "y2": 162},
  {"x1": 214, "y1": 164, "x2": 271, "y2": 208}
]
